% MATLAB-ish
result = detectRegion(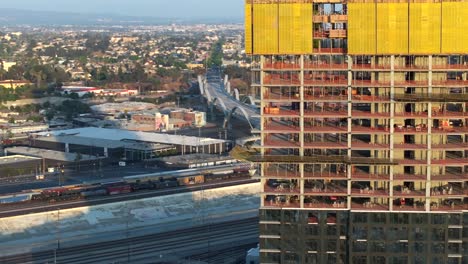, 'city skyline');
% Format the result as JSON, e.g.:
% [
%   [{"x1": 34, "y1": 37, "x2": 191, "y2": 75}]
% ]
[{"x1": 0, "y1": 0, "x2": 244, "y2": 19}]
